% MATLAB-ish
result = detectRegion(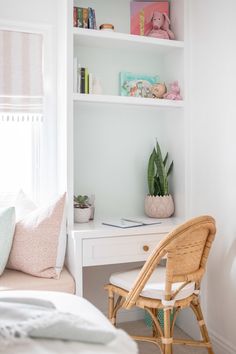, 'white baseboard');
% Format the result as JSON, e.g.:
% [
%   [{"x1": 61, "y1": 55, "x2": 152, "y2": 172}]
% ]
[{"x1": 210, "y1": 329, "x2": 236, "y2": 354}]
